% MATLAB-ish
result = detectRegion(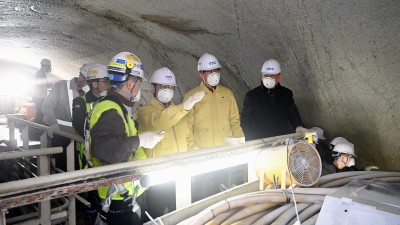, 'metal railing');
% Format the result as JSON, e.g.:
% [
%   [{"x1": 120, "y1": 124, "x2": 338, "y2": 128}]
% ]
[{"x1": 1, "y1": 115, "x2": 84, "y2": 225}]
